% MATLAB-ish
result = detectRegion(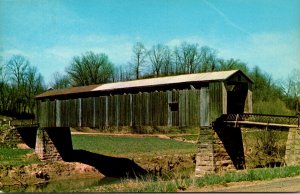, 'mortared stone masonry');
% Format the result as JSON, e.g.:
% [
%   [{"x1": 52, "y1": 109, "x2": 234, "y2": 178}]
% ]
[
  {"x1": 285, "y1": 127, "x2": 300, "y2": 166},
  {"x1": 195, "y1": 126, "x2": 245, "y2": 177},
  {"x1": 35, "y1": 127, "x2": 73, "y2": 161}
]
